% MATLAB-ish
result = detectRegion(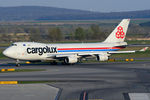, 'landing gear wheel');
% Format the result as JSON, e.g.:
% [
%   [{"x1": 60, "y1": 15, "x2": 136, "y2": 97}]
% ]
[
  {"x1": 16, "y1": 59, "x2": 20, "y2": 67},
  {"x1": 16, "y1": 63, "x2": 20, "y2": 67},
  {"x1": 78, "y1": 58, "x2": 82, "y2": 63},
  {"x1": 63, "y1": 58, "x2": 69, "y2": 65}
]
